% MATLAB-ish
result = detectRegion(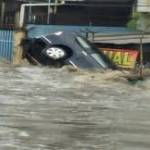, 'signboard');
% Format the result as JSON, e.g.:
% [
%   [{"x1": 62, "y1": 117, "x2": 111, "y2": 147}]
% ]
[{"x1": 101, "y1": 48, "x2": 139, "y2": 69}]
